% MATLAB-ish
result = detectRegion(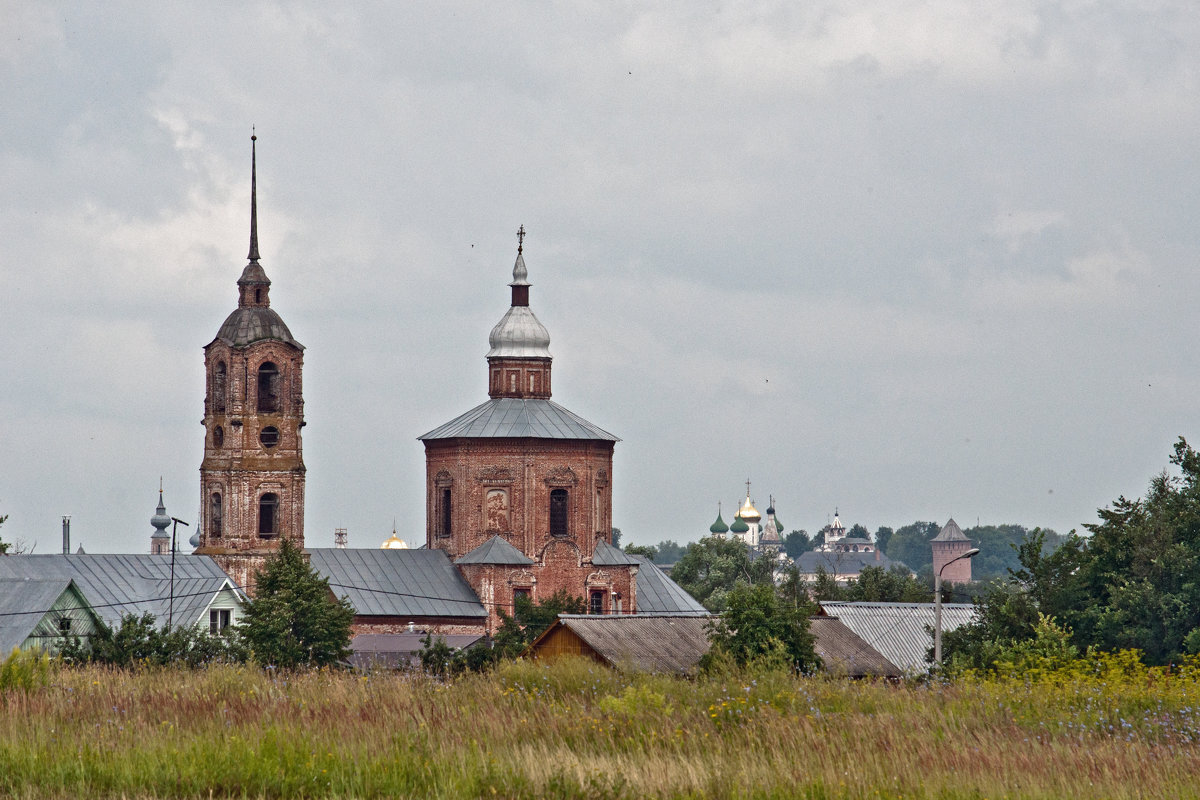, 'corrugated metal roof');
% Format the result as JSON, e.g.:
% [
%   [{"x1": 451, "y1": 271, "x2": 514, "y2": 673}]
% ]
[
  {"x1": 0, "y1": 555, "x2": 240, "y2": 629},
  {"x1": 629, "y1": 555, "x2": 709, "y2": 615},
  {"x1": 591, "y1": 540, "x2": 638, "y2": 566},
  {"x1": 548, "y1": 614, "x2": 713, "y2": 674},
  {"x1": 809, "y1": 617, "x2": 903, "y2": 678},
  {"x1": 455, "y1": 536, "x2": 535, "y2": 565},
  {"x1": 819, "y1": 601, "x2": 978, "y2": 674},
  {"x1": 309, "y1": 548, "x2": 487, "y2": 619},
  {"x1": 796, "y1": 550, "x2": 901, "y2": 576},
  {"x1": 418, "y1": 398, "x2": 619, "y2": 441}
]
